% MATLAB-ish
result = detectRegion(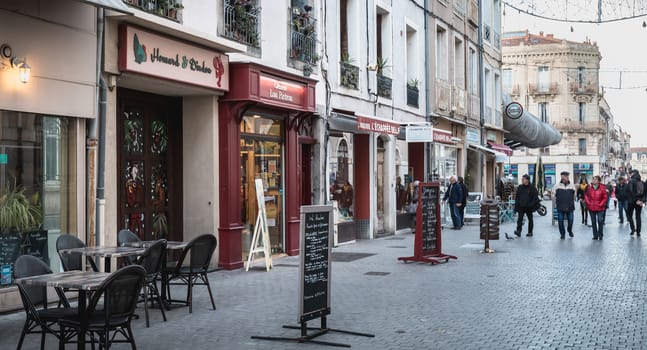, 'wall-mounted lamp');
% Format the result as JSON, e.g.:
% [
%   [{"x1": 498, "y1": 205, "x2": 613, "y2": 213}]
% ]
[{"x1": 0, "y1": 44, "x2": 31, "y2": 83}]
